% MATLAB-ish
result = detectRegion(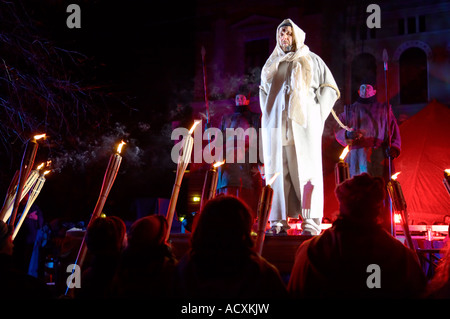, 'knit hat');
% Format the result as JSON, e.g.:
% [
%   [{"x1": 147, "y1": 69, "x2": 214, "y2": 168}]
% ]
[{"x1": 335, "y1": 173, "x2": 385, "y2": 221}]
